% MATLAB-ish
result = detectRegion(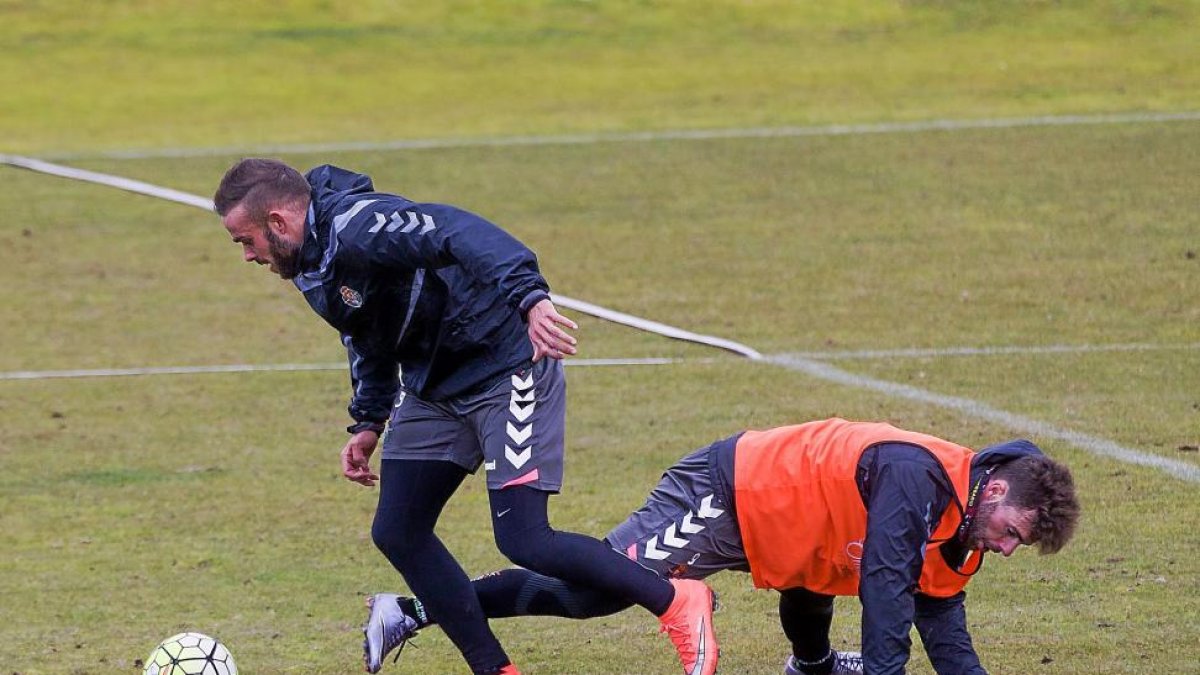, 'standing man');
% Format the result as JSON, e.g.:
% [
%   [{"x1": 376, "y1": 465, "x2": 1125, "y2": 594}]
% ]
[
  {"x1": 375, "y1": 417, "x2": 1080, "y2": 674},
  {"x1": 214, "y1": 159, "x2": 717, "y2": 675}
]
